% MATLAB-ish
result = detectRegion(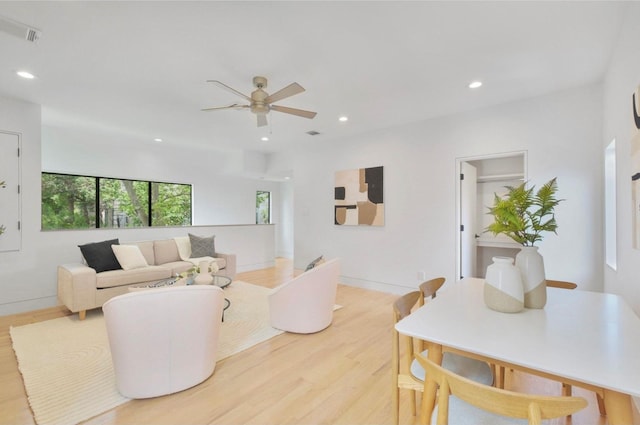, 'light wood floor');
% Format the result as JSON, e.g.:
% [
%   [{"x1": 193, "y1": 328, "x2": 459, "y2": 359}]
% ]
[{"x1": 0, "y1": 258, "x2": 630, "y2": 424}]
